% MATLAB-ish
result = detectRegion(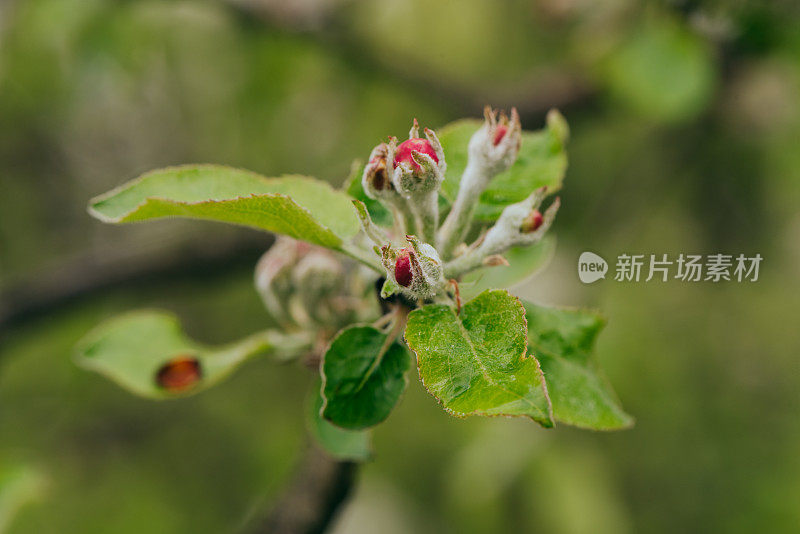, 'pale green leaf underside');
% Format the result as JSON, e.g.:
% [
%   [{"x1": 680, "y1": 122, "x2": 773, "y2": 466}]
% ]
[
  {"x1": 89, "y1": 165, "x2": 360, "y2": 249},
  {"x1": 321, "y1": 325, "x2": 411, "y2": 430},
  {"x1": 524, "y1": 302, "x2": 634, "y2": 430},
  {"x1": 74, "y1": 310, "x2": 285, "y2": 400},
  {"x1": 405, "y1": 290, "x2": 553, "y2": 426},
  {"x1": 461, "y1": 237, "x2": 555, "y2": 299},
  {"x1": 0, "y1": 462, "x2": 47, "y2": 531},
  {"x1": 438, "y1": 119, "x2": 567, "y2": 220},
  {"x1": 308, "y1": 385, "x2": 372, "y2": 462}
]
